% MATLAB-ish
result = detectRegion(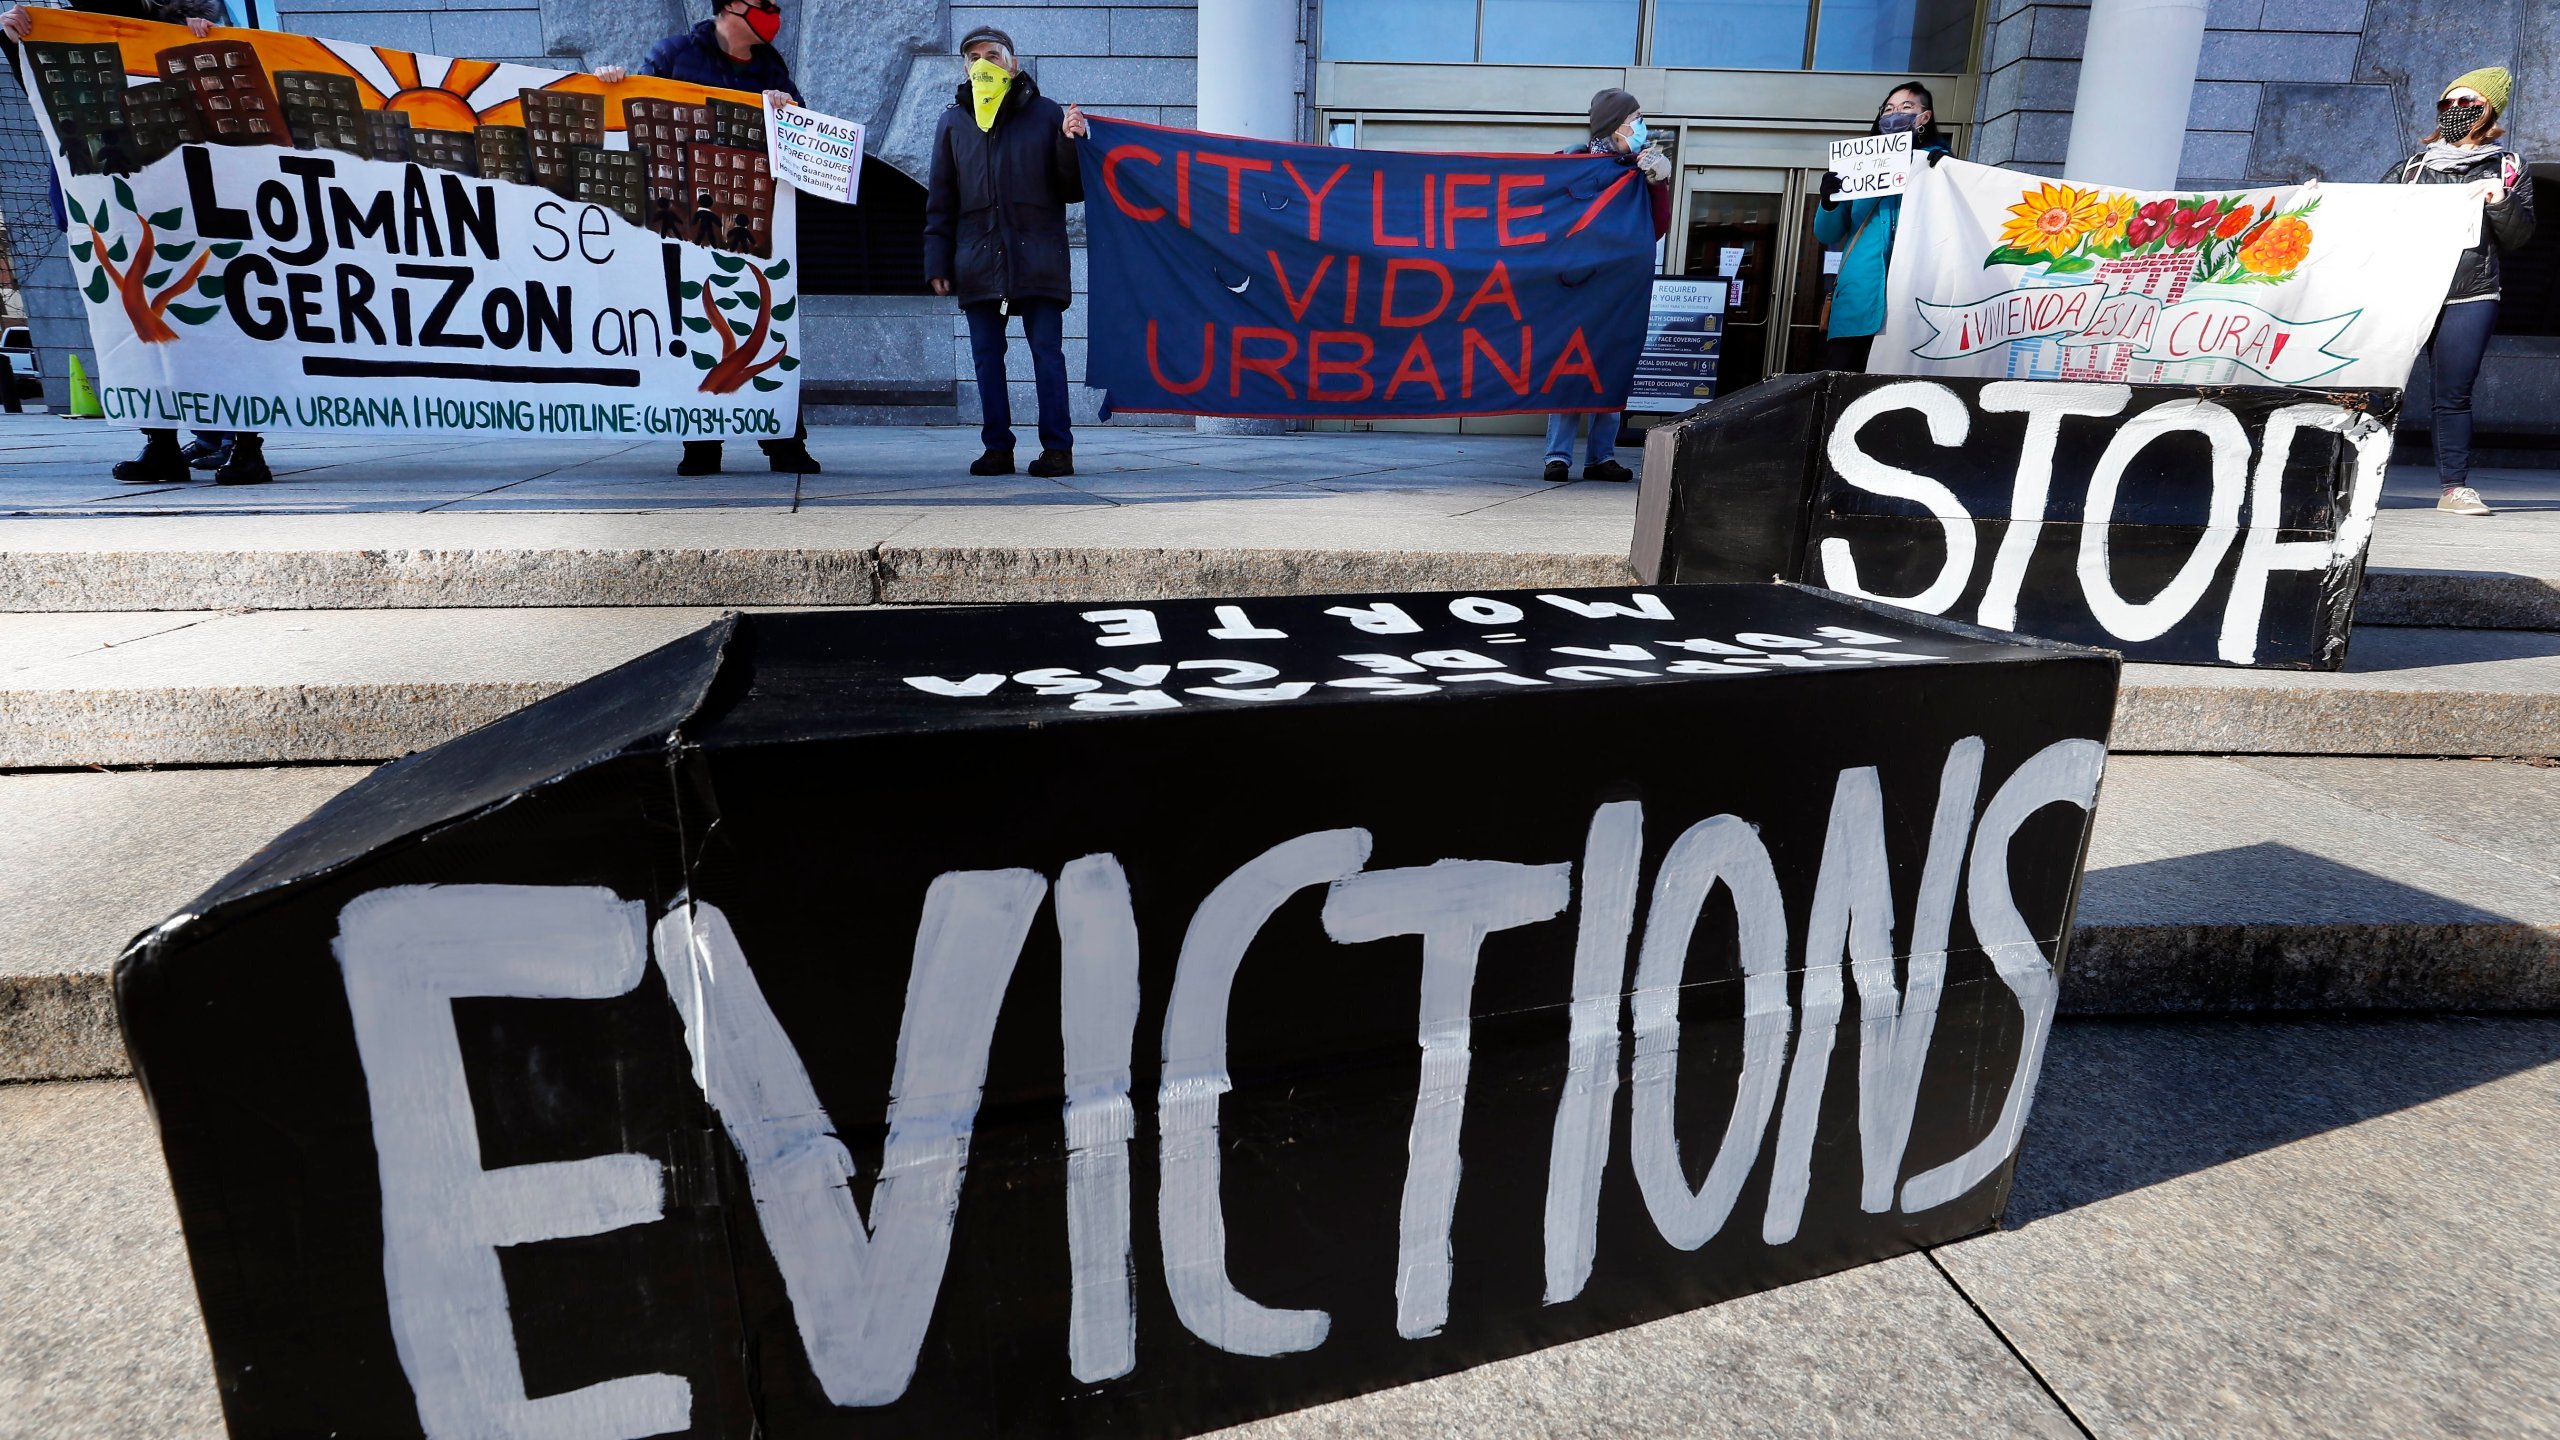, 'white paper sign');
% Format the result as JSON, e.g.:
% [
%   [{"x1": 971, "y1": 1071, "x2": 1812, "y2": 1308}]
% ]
[
  {"x1": 767, "y1": 101, "x2": 865, "y2": 205},
  {"x1": 1874, "y1": 156, "x2": 2484, "y2": 388},
  {"x1": 1827, "y1": 132, "x2": 1913, "y2": 200},
  {"x1": 1717, "y1": 246, "x2": 1743, "y2": 277}
]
